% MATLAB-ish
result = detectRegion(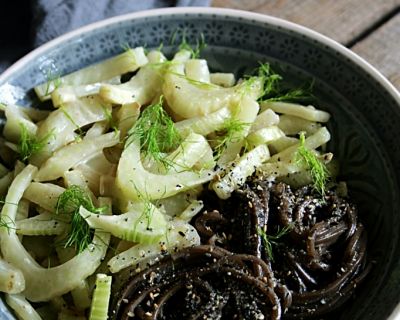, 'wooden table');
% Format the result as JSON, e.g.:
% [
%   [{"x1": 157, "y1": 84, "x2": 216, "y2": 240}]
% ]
[{"x1": 212, "y1": 0, "x2": 400, "y2": 90}]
